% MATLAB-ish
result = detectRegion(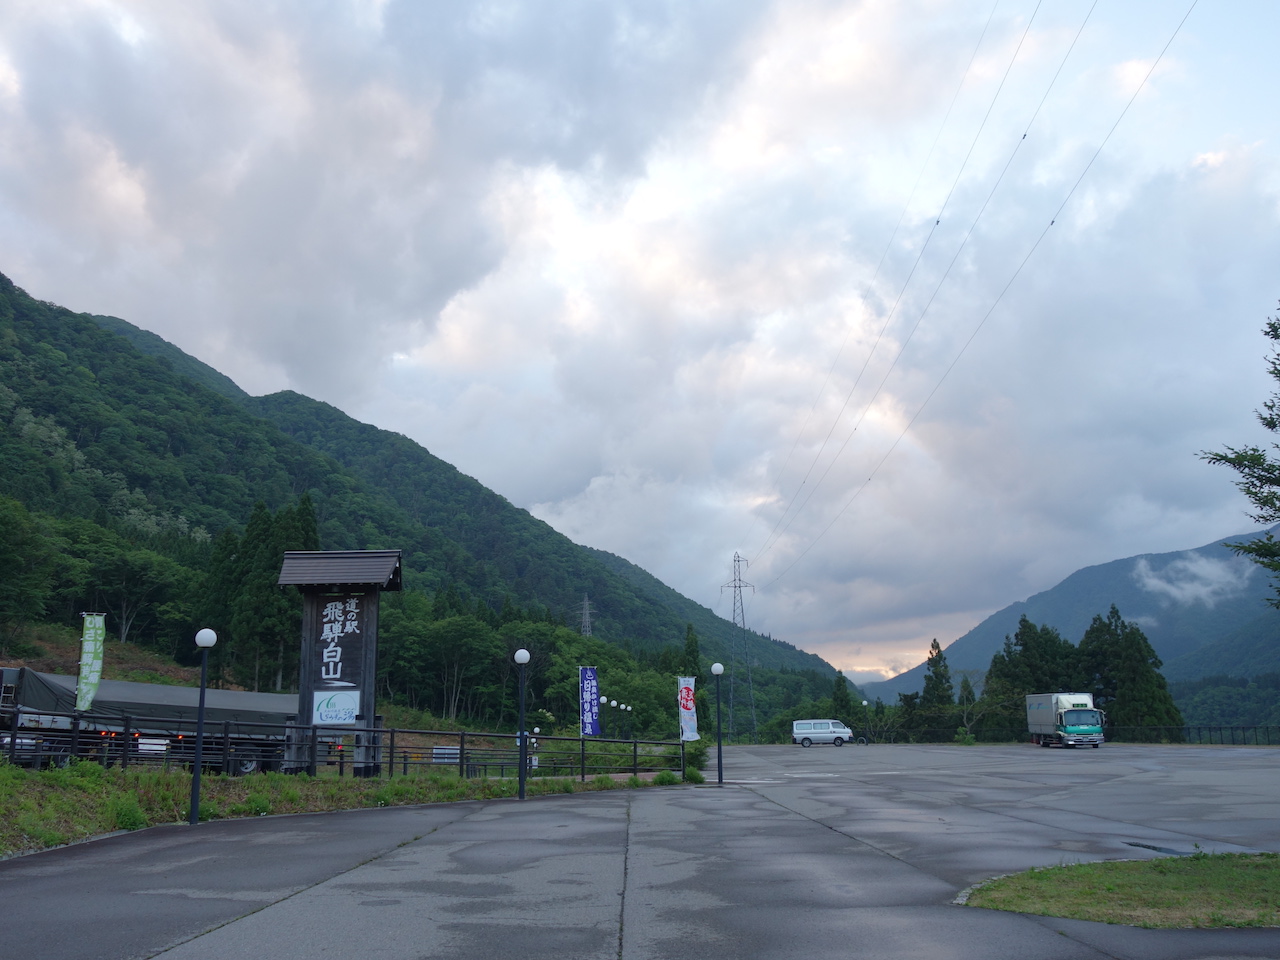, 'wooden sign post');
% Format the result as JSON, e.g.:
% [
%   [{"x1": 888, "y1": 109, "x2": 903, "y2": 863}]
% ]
[{"x1": 278, "y1": 549, "x2": 402, "y2": 777}]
